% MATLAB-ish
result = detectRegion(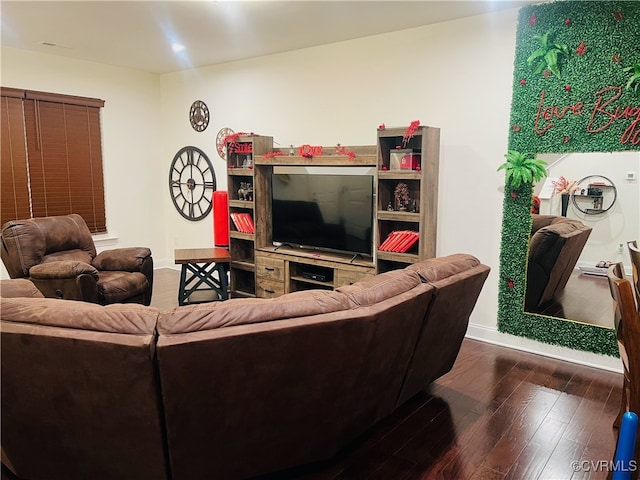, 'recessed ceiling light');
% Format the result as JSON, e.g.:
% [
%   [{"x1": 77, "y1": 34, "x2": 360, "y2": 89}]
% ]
[{"x1": 172, "y1": 43, "x2": 186, "y2": 53}]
